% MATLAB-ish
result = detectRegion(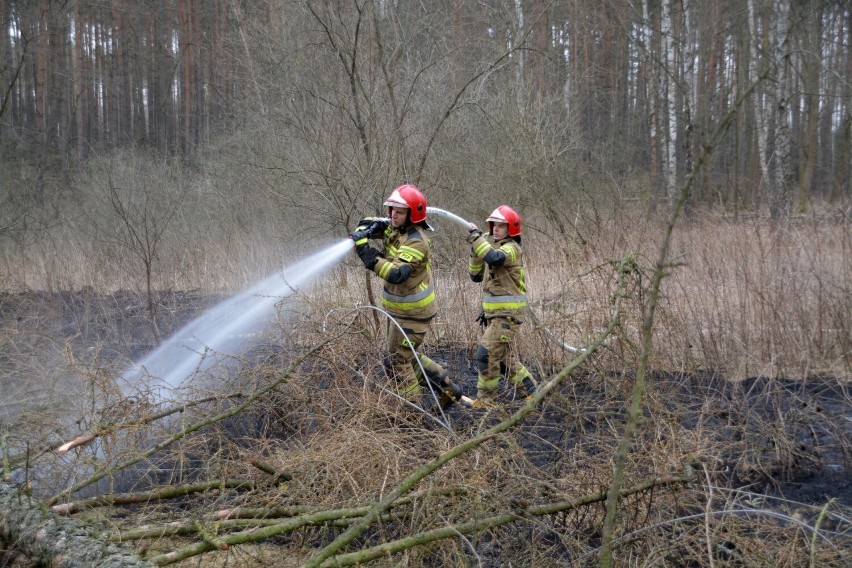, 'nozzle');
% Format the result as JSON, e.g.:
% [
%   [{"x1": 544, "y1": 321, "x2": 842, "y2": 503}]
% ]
[{"x1": 459, "y1": 395, "x2": 475, "y2": 408}]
